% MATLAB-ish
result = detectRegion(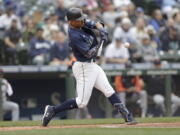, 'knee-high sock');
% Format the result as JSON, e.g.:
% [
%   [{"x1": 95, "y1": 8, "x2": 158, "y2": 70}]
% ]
[
  {"x1": 54, "y1": 99, "x2": 78, "y2": 114},
  {"x1": 108, "y1": 93, "x2": 122, "y2": 105},
  {"x1": 108, "y1": 93, "x2": 132, "y2": 121}
]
